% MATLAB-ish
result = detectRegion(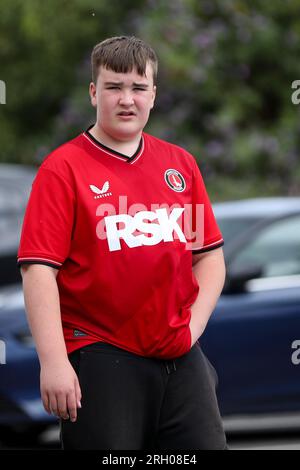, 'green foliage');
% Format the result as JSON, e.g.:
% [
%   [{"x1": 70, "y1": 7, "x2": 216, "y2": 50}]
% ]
[
  {"x1": 1, "y1": 0, "x2": 300, "y2": 199},
  {"x1": 0, "y1": 0, "x2": 143, "y2": 160}
]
